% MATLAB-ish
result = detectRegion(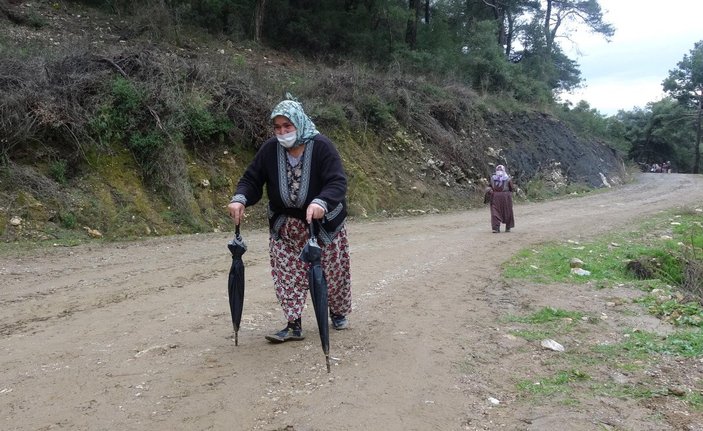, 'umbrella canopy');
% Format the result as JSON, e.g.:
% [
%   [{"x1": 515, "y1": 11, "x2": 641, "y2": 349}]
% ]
[
  {"x1": 299, "y1": 222, "x2": 331, "y2": 372},
  {"x1": 227, "y1": 224, "x2": 247, "y2": 345}
]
